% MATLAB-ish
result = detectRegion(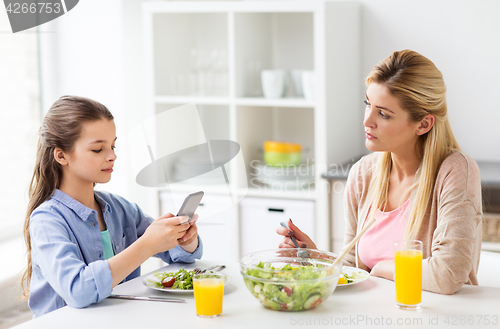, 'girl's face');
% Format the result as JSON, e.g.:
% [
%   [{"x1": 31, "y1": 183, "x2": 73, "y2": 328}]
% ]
[
  {"x1": 363, "y1": 83, "x2": 421, "y2": 155},
  {"x1": 65, "y1": 119, "x2": 117, "y2": 184}
]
